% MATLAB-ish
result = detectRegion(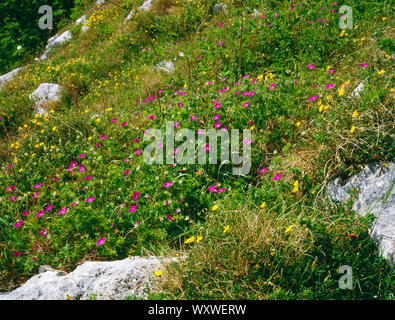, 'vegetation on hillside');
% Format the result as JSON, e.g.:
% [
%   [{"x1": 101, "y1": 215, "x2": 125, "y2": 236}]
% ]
[{"x1": 0, "y1": 0, "x2": 393, "y2": 299}]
